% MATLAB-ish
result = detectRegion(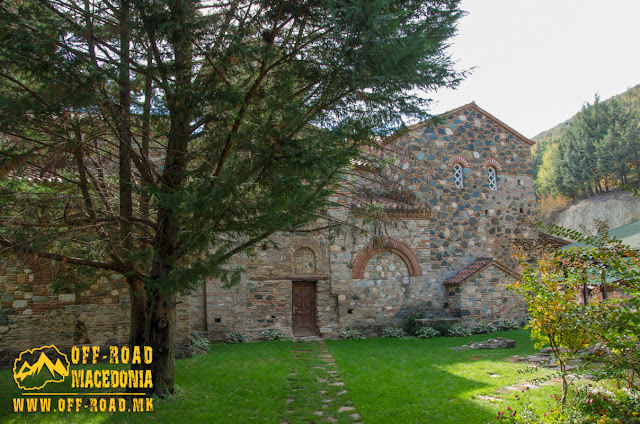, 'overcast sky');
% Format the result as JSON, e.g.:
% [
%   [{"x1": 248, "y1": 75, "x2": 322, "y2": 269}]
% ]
[{"x1": 429, "y1": 0, "x2": 640, "y2": 139}]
